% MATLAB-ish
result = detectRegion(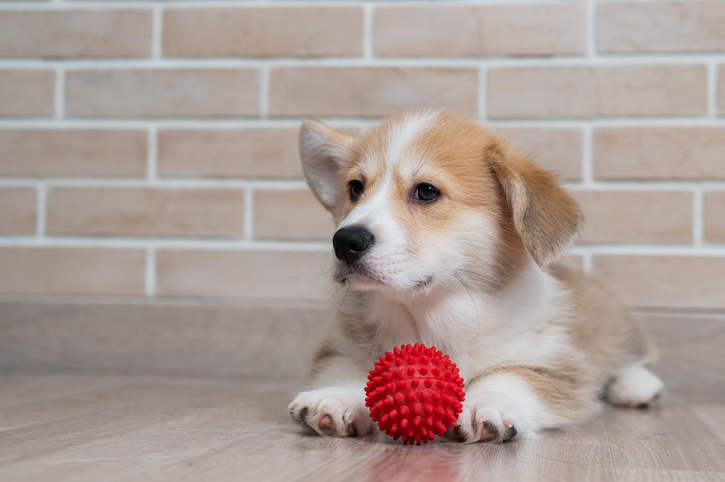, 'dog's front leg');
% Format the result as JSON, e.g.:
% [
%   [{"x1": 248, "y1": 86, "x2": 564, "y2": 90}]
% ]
[
  {"x1": 452, "y1": 367, "x2": 597, "y2": 443},
  {"x1": 289, "y1": 356, "x2": 373, "y2": 437}
]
